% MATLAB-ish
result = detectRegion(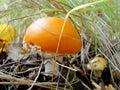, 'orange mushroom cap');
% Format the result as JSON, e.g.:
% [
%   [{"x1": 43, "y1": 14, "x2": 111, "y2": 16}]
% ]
[{"x1": 24, "y1": 17, "x2": 82, "y2": 54}]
